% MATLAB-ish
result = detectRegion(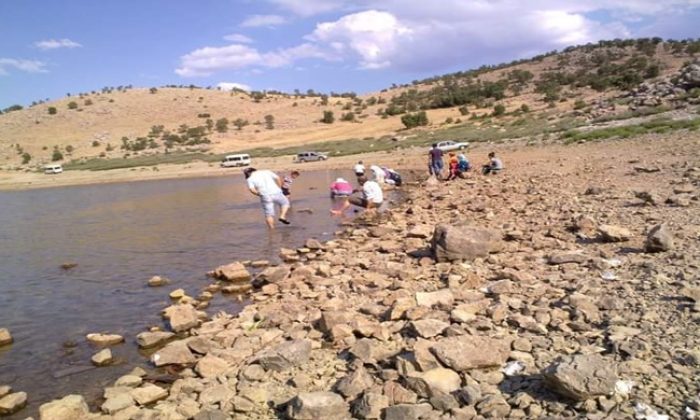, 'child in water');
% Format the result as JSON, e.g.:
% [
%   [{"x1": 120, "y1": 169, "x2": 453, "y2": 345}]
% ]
[{"x1": 281, "y1": 170, "x2": 300, "y2": 196}]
